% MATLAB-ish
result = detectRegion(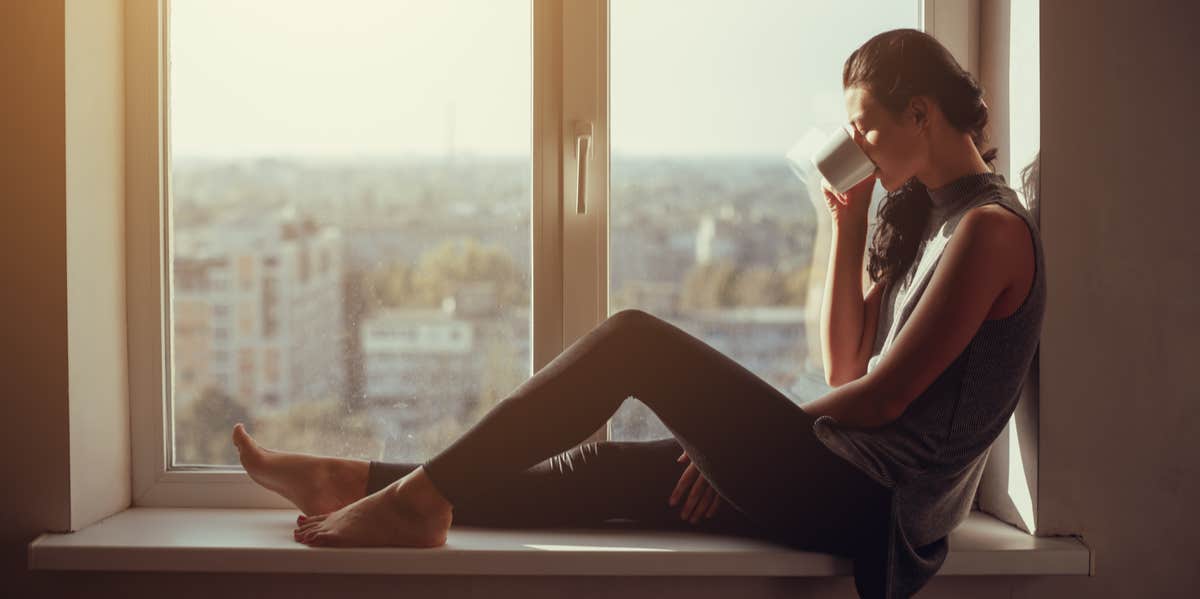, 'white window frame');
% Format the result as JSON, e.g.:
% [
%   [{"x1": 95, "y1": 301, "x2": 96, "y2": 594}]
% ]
[{"x1": 127, "y1": 0, "x2": 977, "y2": 508}]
